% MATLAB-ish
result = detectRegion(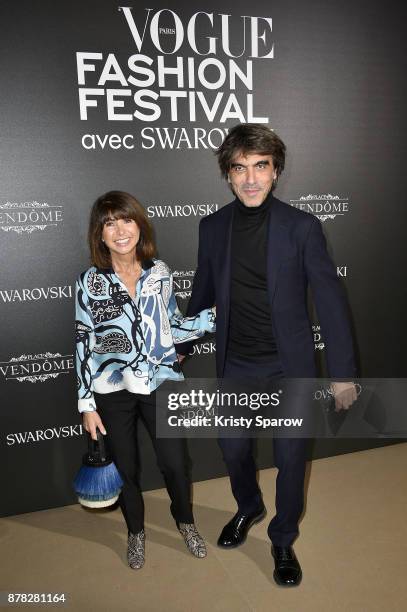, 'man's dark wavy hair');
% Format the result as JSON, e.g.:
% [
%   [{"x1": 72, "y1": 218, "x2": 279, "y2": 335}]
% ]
[{"x1": 216, "y1": 123, "x2": 286, "y2": 182}]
